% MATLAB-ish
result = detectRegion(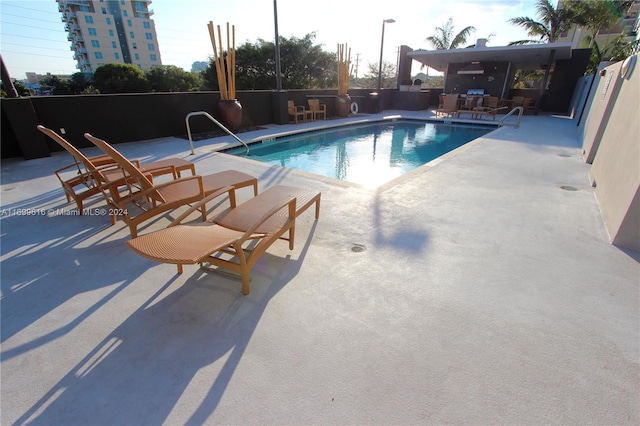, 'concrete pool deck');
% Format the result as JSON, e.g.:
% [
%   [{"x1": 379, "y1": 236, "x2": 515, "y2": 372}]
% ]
[{"x1": 1, "y1": 111, "x2": 638, "y2": 424}]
